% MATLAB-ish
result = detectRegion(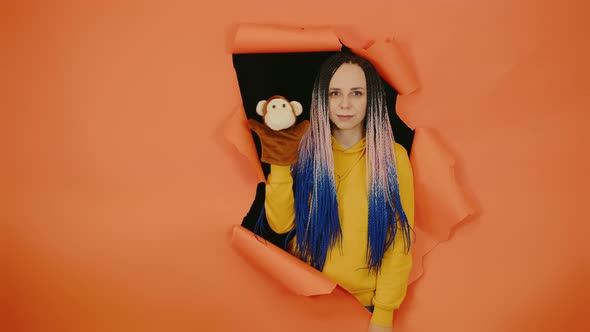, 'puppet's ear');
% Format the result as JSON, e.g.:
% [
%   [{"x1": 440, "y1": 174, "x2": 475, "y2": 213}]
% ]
[
  {"x1": 290, "y1": 101, "x2": 303, "y2": 116},
  {"x1": 256, "y1": 100, "x2": 267, "y2": 116}
]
